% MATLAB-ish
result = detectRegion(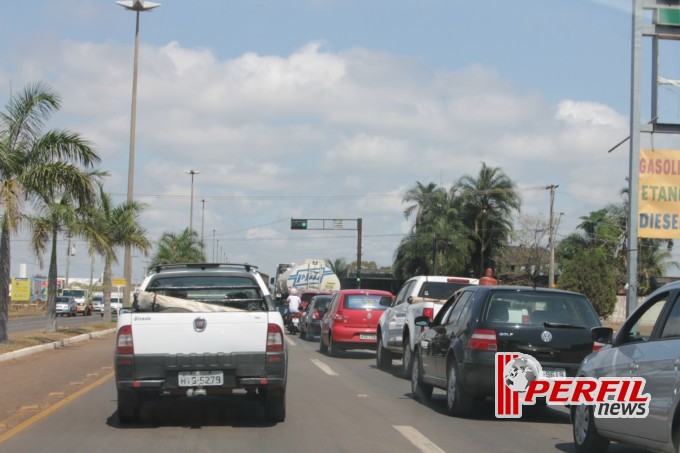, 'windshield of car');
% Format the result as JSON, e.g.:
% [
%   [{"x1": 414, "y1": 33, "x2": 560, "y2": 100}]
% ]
[
  {"x1": 483, "y1": 291, "x2": 600, "y2": 328},
  {"x1": 300, "y1": 293, "x2": 318, "y2": 304},
  {"x1": 56, "y1": 297, "x2": 70, "y2": 303},
  {"x1": 419, "y1": 281, "x2": 471, "y2": 300},
  {"x1": 137, "y1": 275, "x2": 267, "y2": 312},
  {"x1": 62, "y1": 290, "x2": 85, "y2": 298},
  {"x1": 343, "y1": 295, "x2": 391, "y2": 310}
]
